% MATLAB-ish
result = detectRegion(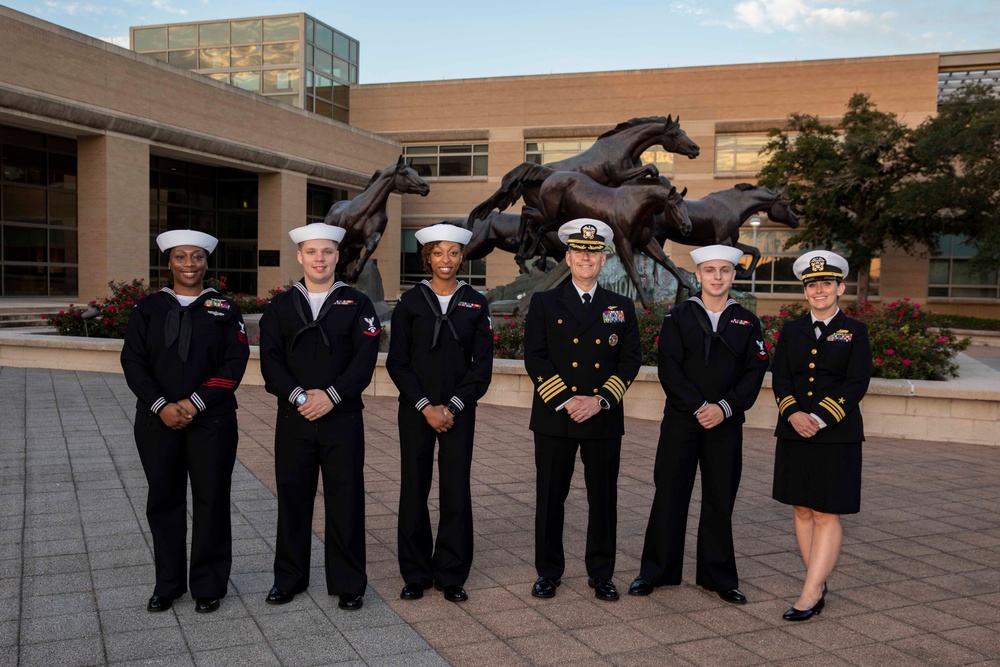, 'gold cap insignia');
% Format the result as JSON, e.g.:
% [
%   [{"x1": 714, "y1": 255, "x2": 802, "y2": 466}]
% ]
[
  {"x1": 582, "y1": 224, "x2": 597, "y2": 240},
  {"x1": 810, "y1": 256, "x2": 826, "y2": 273}
]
